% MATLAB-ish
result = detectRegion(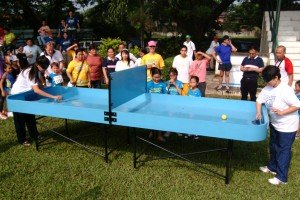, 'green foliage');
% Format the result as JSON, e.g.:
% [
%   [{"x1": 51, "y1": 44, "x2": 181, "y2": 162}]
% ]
[
  {"x1": 162, "y1": 57, "x2": 174, "y2": 81},
  {"x1": 129, "y1": 45, "x2": 140, "y2": 57},
  {"x1": 98, "y1": 37, "x2": 123, "y2": 58},
  {"x1": 156, "y1": 37, "x2": 182, "y2": 58}
]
